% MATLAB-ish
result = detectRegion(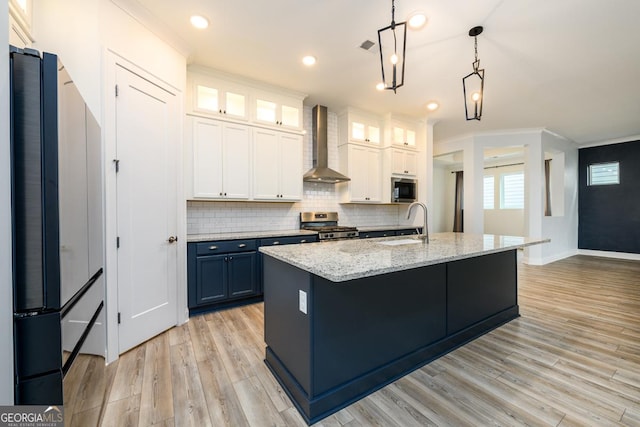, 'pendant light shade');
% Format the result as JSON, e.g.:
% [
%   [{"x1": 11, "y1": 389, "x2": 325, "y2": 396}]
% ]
[
  {"x1": 378, "y1": 0, "x2": 407, "y2": 93},
  {"x1": 463, "y1": 26, "x2": 485, "y2": 120}
]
